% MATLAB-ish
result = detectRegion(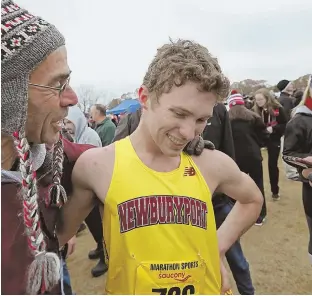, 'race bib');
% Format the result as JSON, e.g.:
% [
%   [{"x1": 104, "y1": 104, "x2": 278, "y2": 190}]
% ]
[{"x1": 134, "y1": 260, "x2": 206, "y2": 295}]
